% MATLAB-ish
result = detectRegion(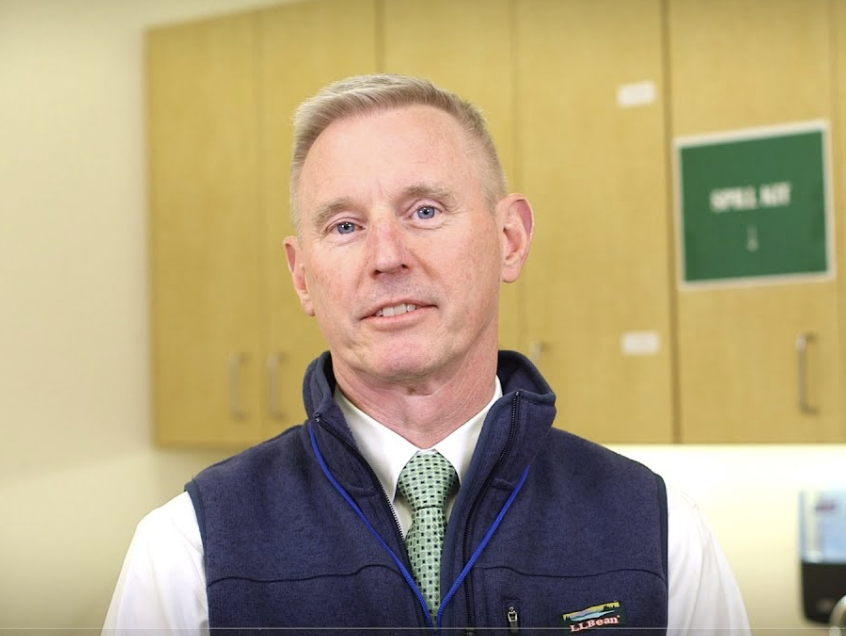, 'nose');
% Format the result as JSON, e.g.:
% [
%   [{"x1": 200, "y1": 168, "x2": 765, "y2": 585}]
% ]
[{"x1": 368, "y1": 216, "x2": 411, "y2": 275}]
